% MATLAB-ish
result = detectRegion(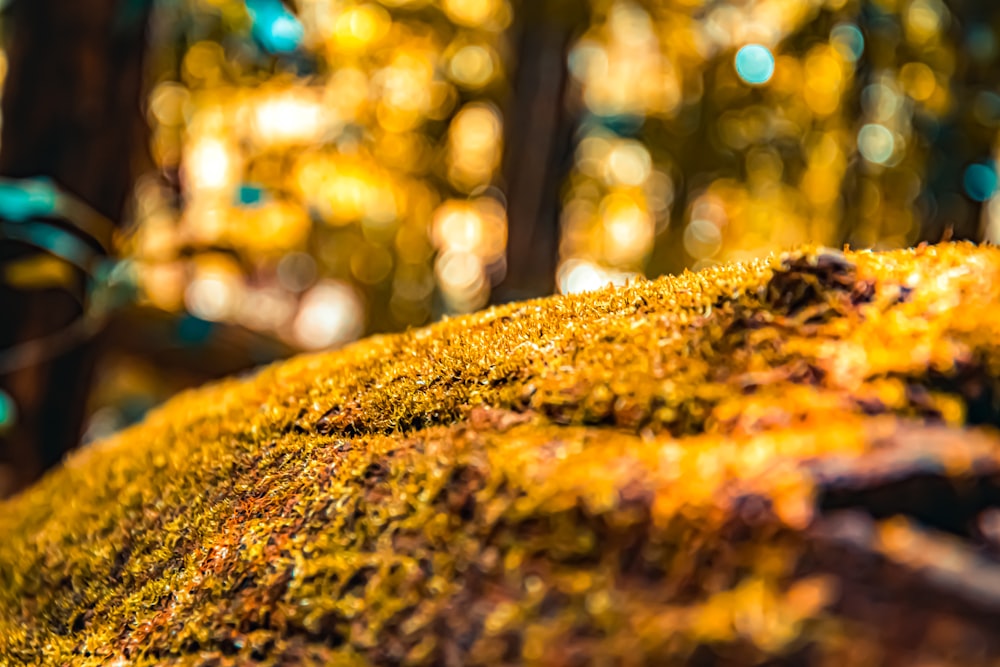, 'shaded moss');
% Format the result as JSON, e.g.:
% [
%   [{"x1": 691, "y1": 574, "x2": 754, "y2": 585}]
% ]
[{"x1": 4, "y1": 243, "x2": 1000, "y2": 664}]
